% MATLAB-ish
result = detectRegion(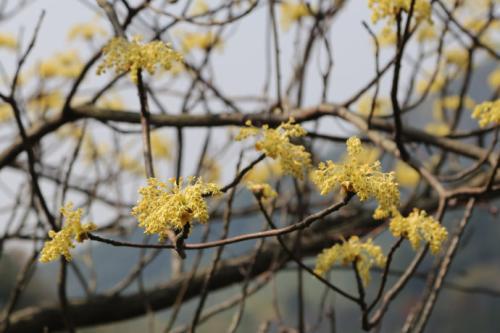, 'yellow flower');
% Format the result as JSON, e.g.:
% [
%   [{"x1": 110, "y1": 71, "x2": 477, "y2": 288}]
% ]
[
  {"x1": 56, "y1": 124, "x2": 84, "y2": 140},
  {"x1": 0, "y1": 32, "x2": 17, "y2": 49},
  {"x1": 444, "y1": 48, "x2": 469, "y2": 69},
  {"x1": 118, "y1": 153, "x2": 144, "y2": 176},
  {"x1": 471, "y1": 99, "x2": 500, "y2": 127},
  {"x1": 425, "y1": 122, "x2": 450, "y2": 136},
  {"x1": 417, "y1": 22, "x2": 436, "y2": 43},
  {"x1": 27, "y1": 91, "x2": 63, "y2": 114},
  {"x1": 98, "y1": 95, "x2": 125, "y2": 111},
  {"x1": 151, "y1": 132, "x2": 171, "y2": 160},
  {"x1": 280, "y1": 1, "x2": 312, "y2": 31},
  {"x1": 368, "y1": 0, "x2": 431, "y2": 24},
  {"x1": 37, "y1": 50, "x2": 84, "y2": 79},
  {"x1": 236, "y1": 119, "x2": 312, "y2": 180},
  {"x1": 131, "y1": 177, "x2": 221, "y2": 238},
  {"x1": 488, "y1": 68, "x2": 500, "y2": 90},
  {"x1": 247, "y1": 182, "x2": 278, "y2": 200},
  {"x1": 433, "y1": 95, "x2": 475, "y2": 121},
  {"x1": 39, "y1": 203, "x2": 97, "y2": 263},
  {"x1": 178, "y1": 31, "x2": 223, "y2": 53},
  {"x1": 244, "y1": 161, "x2": 283, "y2": 184},
  {"x1": 67, "y1": 20, "x2": 107, "y2": 41},
  {"x1": 97, "y1": 35, "x2": 182, "y2": 83},
  {"x1": 377, "y1": 26, "x2": 397, "y2": 47},
  {"x1": 189, "y1": 0, "x2": 210, "y2": 15},
  {"x1": 82, "y1": 135, "x2": 109, "y2": 163},
  {"x1": 314, "y1": 236, "x2": 387, "y2": 287},
  {"x1": 312, "y1": 137, "x2": 400, "y2": 220},
  {"x1": 0, "y1": 104, "x2": 12, "y2": 123},
  {"x1": 395, "y1": 160, "x2": 420, "y2": 188},
  {"x1": 389, "y1": 209, "x2": 447, "y2": 254},
  {"x1": 416, "y1": 74, "x2": 445, "y2": 94},
  {"x1": 357, "y1": 95, "x2": 391, "y2": 117},
  {"x1": 201, "y1": 157, "x2": 221, "y2": 183}
]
